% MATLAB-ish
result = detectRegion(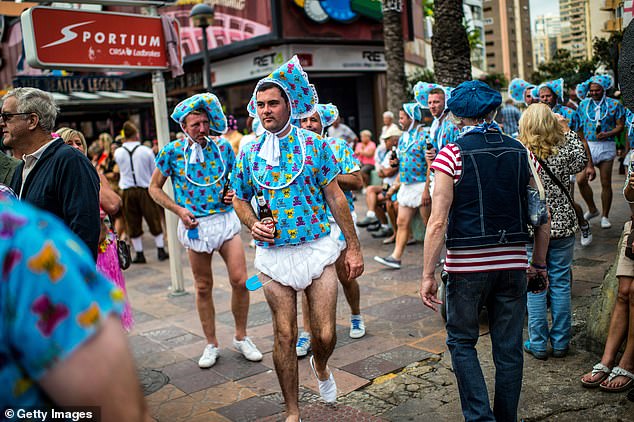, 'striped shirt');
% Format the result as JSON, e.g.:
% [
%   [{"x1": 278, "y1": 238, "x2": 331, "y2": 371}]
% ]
[{"x1": 432, "y1": 142, "x2": 540, "y2": 273}]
